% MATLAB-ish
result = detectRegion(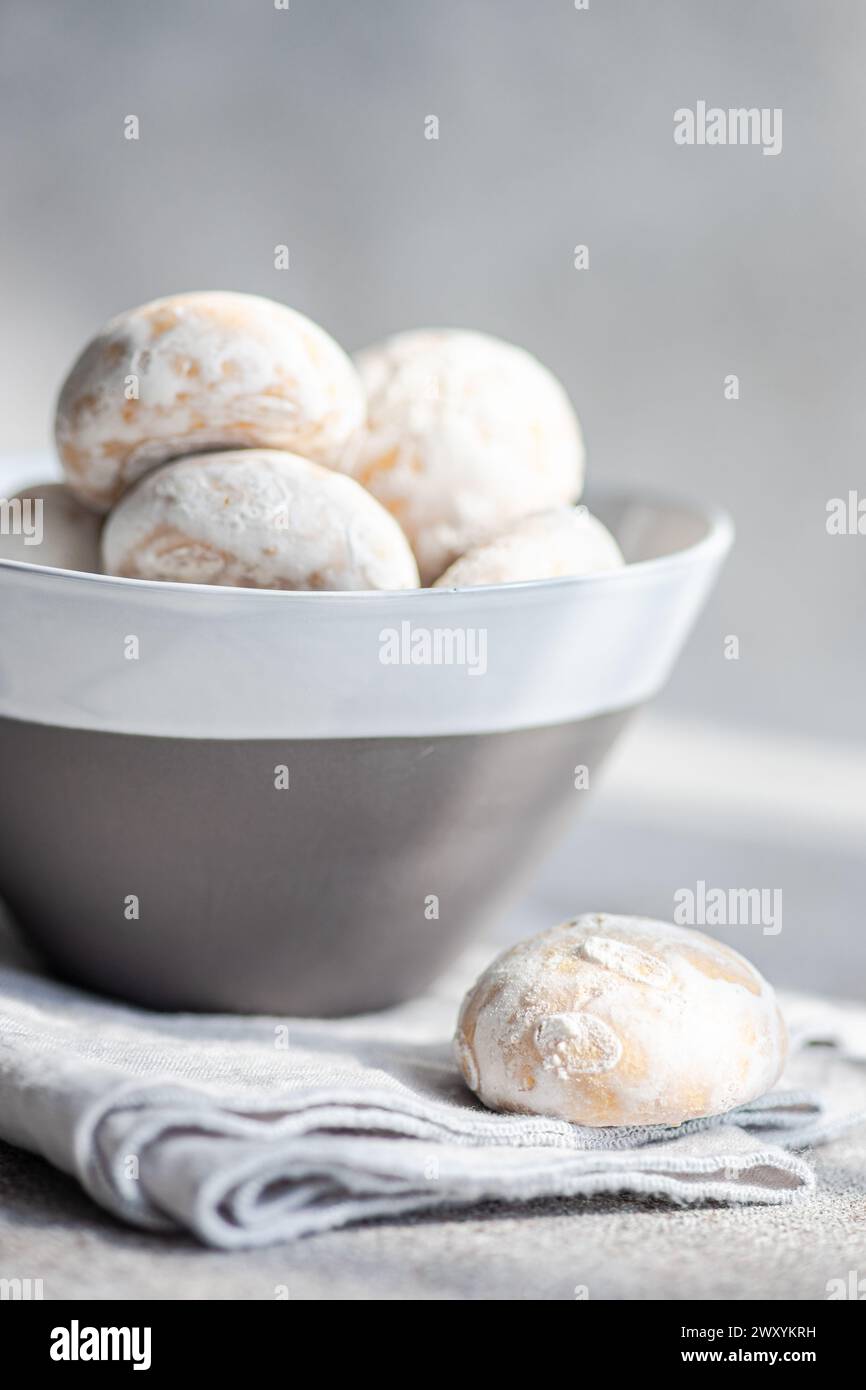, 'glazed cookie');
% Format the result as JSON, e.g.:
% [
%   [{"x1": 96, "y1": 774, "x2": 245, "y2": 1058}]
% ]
[
  {"x1": 0, "y1": 482, "x2": 101, "y2": 574},
  {"x1": 340, "y1": 329, "x2": 585, "y2": 583},
  {"x1": 454, "y1": 915, "x2": 787, "y2": 1127},
  {"x1": 55, "y1": 292, "x2": 365, "y2": 511},
  {"x1": 433, "y1": 507, "x2": 624, "y2": 587},
  {"x1": 101, "y1": 449, "x2": 420, "y2": 591}
]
